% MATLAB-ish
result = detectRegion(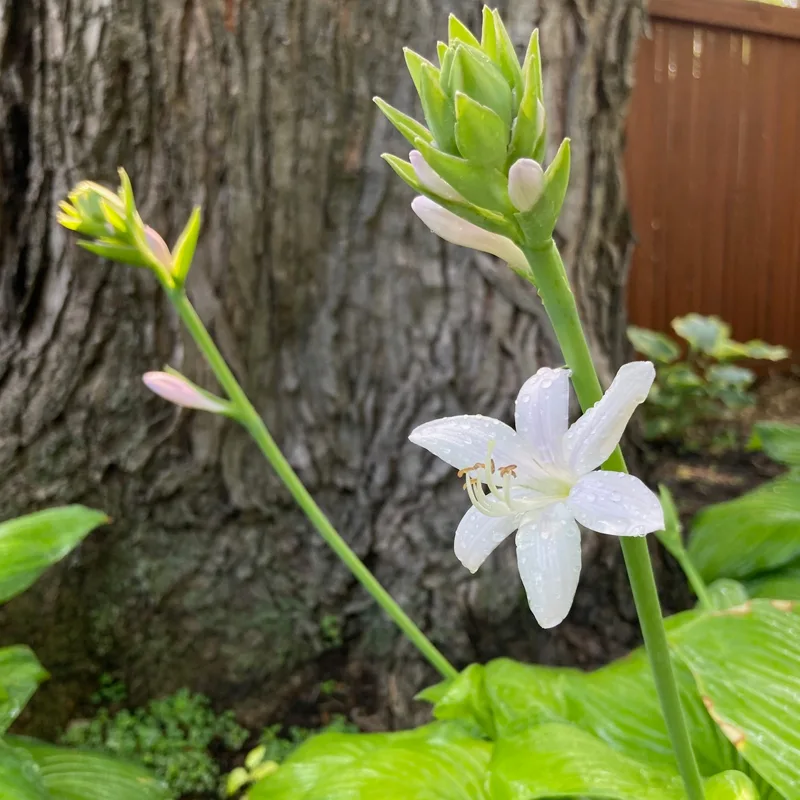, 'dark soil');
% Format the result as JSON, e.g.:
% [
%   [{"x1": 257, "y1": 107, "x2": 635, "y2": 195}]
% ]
[{"x1": 647, "y1": 374, "x2": 800, "y2": 529}]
